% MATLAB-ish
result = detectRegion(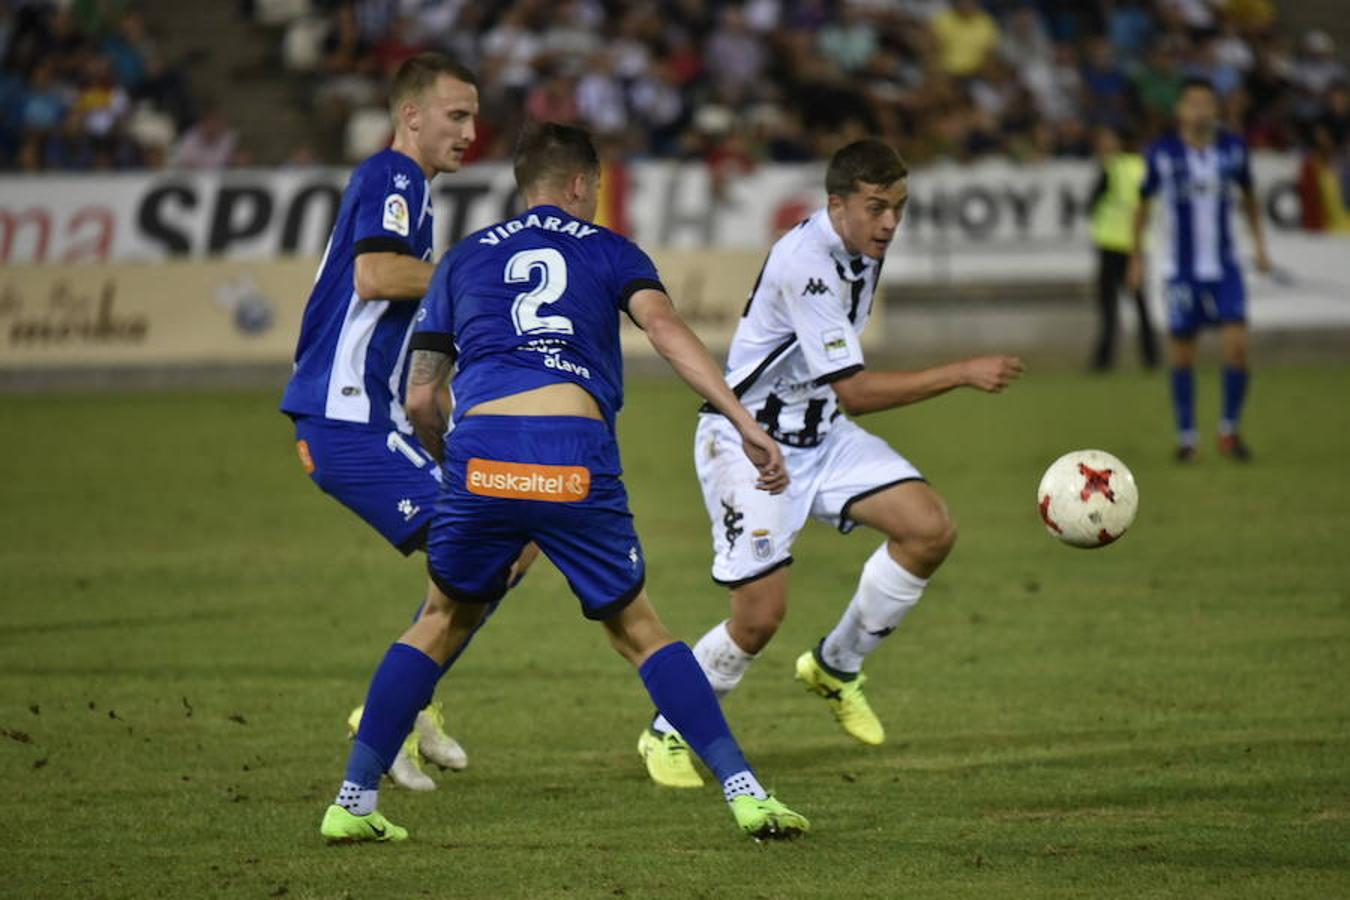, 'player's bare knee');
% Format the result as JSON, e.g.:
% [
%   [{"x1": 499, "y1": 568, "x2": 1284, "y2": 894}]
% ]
[
  {"x1": 728, "y1": 593, "x2": 786, "y2": 654},
  {"x1": 739, "y1": 606, "x2": 785, "y2": 651},
  {"x1": 895, "y1": 510, "x2": 956, "y2": 568}
]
